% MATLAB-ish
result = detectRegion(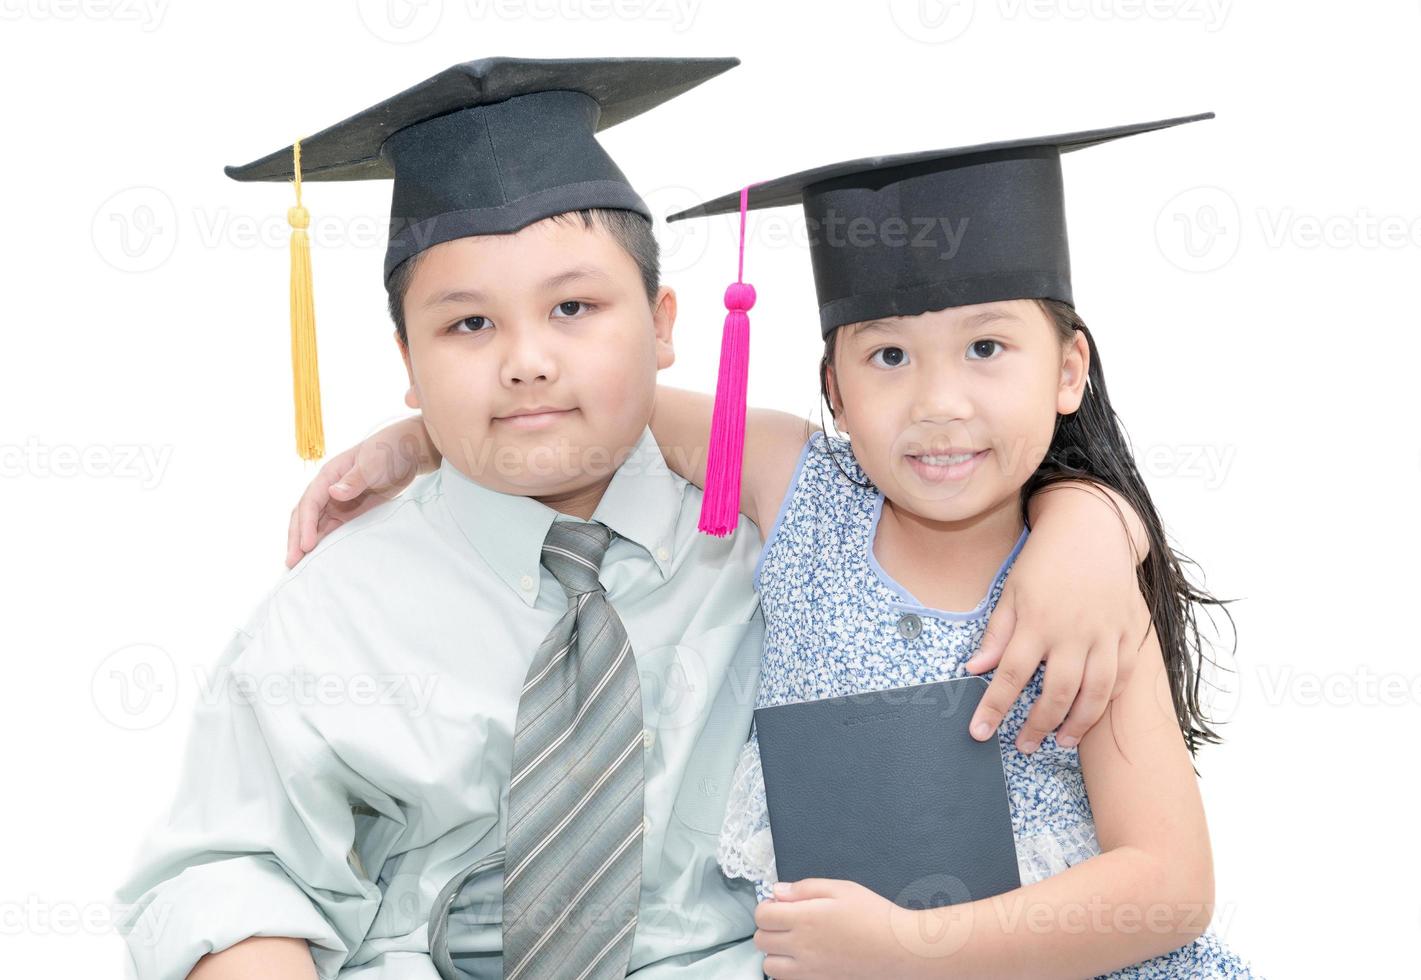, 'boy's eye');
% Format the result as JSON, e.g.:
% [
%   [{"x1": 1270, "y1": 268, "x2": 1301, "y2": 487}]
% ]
[
  {"x1": 869, "y1": 346, "x2": 908, "y2": 368},
  {"x1": 967, "y1": 339, "x2": 1002, "y2": 360},
  {"x1": 552, "y1": 300, "x2": 593, "y2": 318},
  {"x1": 450, "y1": 315, "x2": 491, "y2": 334}
]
